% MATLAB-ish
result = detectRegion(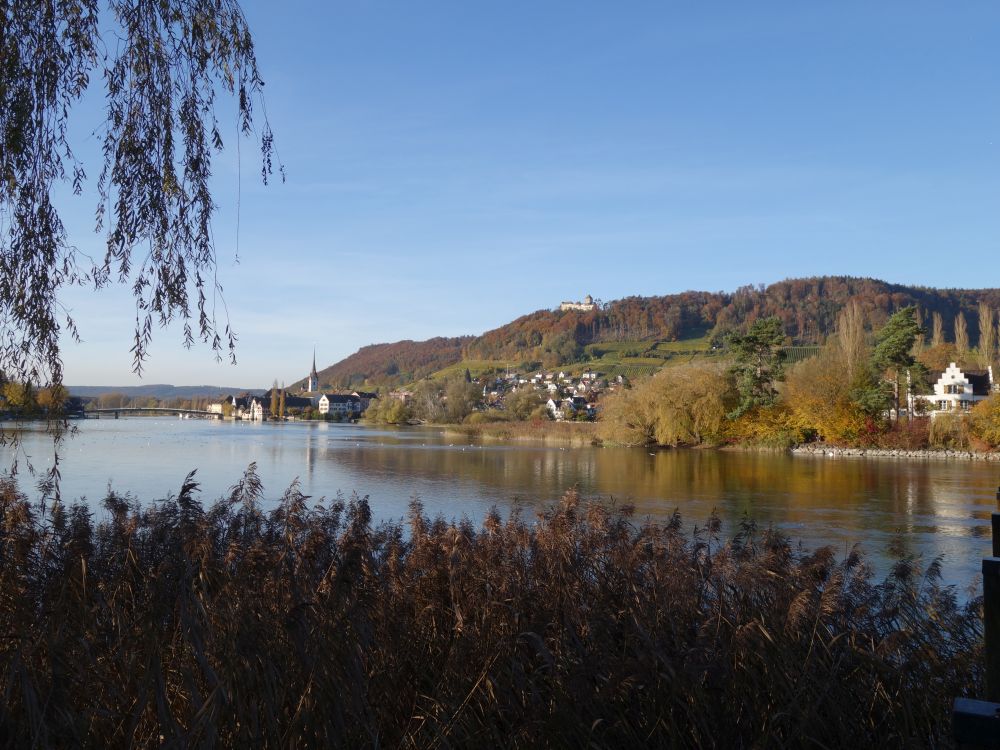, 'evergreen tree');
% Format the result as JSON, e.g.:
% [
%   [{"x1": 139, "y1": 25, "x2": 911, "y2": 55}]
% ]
[
  {"x1": 871, "y1": 307, "x2": 922, "y2": 421},
  {"x1": 278, "y1": 383, "x2": 286, "y2": 418},
  {"x1": 726, "y1": 316, "x2": 786, "y2": 419},
  {"x1": 270, "y1": 379, "x2": 279, "y2": 418}
]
